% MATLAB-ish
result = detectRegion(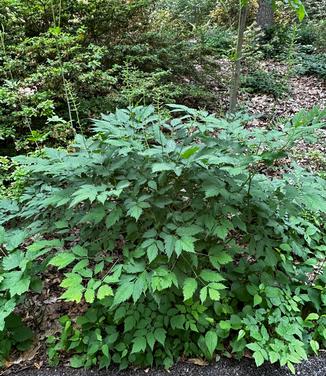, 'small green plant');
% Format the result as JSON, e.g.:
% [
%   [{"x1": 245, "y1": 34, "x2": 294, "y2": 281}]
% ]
[
  {"x1": 0, "y1": 314, "x2": 33, "y2": 367},
  {"x1": 297, "y1": 20, "x2": 326, "y2": 52},
  {"x1": 158, "y1": 0, "x2": 217, "y2": 25},
  {"x1": 295, "y1": 52, "x2": 326, "y2": 79},
  {"x1": 241, "y1": 69, "x2": 289, "y2": 98},
  {"x1": 0, "y1": 105, "x2": 325, "y2": 372},
  {"x1": 198, "y1": 26, "x2": 235, "y2": 56},
  {"x1": 0, "y1": 157, "x2": 27, "y2": 199}
]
